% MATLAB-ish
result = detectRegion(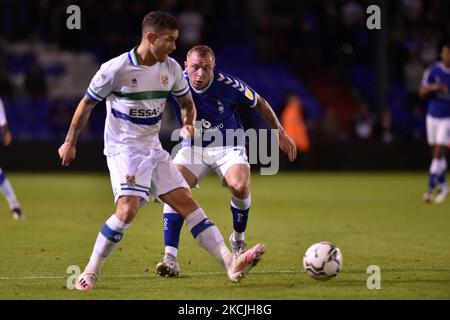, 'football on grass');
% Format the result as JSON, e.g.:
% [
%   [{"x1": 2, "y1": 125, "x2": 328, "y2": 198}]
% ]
[{"x1": 303, "y1": 242, "x2": 342, "y2": 280}]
